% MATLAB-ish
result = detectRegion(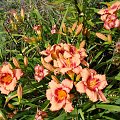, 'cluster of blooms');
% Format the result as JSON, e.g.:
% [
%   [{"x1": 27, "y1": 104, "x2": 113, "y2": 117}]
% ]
[
  {"x1": 98, "y1": 1, "x2": 120, "y2": 30},
  {"x1": 34, "y1": 43, "x2": 108, "y2": 112},
  {"x1": 0, "y1": 62, "x2": 23, "y2": 95}
]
